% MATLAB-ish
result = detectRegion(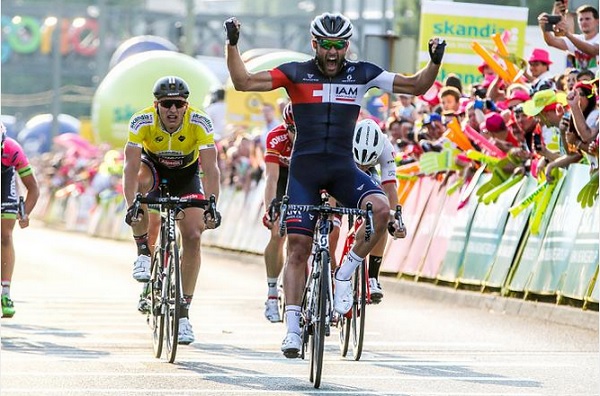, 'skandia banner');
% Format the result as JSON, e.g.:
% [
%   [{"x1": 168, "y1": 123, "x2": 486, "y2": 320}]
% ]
[{"x1": 418, "y1": 1, "x2": 528, "y2": 88}]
